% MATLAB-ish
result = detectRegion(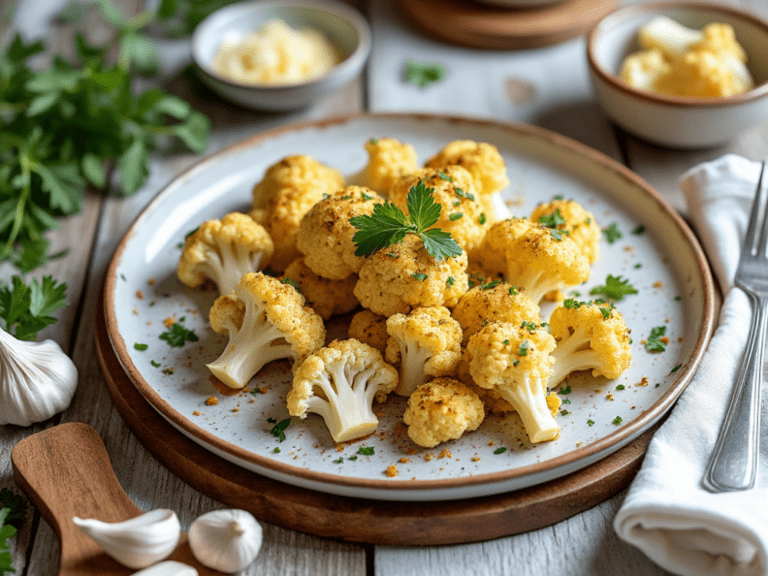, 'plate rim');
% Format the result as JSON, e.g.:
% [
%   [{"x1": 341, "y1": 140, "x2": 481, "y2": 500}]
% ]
[{"x1": 103, "y1": 112, "x2": 716, "y2": 495}]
